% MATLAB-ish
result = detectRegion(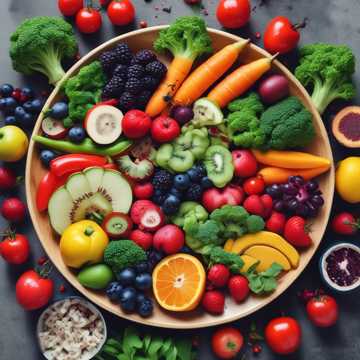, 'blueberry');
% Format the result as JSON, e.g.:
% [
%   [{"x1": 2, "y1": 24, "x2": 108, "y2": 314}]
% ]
[
  {"x1": 0, "y1": 98, "x2": 7, "y2": 110},
  {"x1": 22, "y1": 112, "x2": 35, "y2": 128},
  {"x1": 169, "y1": 187, "x2": 183, "y2": 199},
  {"x1": 135, "y1": 261, "x2": 150, "y2": 274},
  {"x1": 40, "y1": 150, "x2": 56, "y2": 167},
  {"x1": 201, "y1": 176, "x2": 213, "y2": 189},
  {"x1": 14, "y1": 106, "x2": 27, "y2": 121},
  {"x1": 29, "y1": 98, "x2": 44, "y2": 114},
  {"x1": 137, "y1": 297, "x2": 153, "y2": 317},
  {"x1": 117, "y1": 267, "x2": 136, "y2": 286},
  {"x1": 136, "y1": 293, "x2": 146, "y2": 305},
  {"x1": 180, "y1": 245, "x2": 193, "y2": 254},
  {"x1": 21, "y1": 87, "x2": 34, "y2": 99},
  {"x1": 187, "y1": 167, "x2": 202, "y2": 183},
  {"x1": 106, "y1": 281, "x2": 123, "y2": 301},
  {"x1": 0, "y1": 84, "x2": 14, "y2": 97},
  {"x1": 152, "y1": 189, "x2": 167, "y2": 205},
  {"x1": 23, "y1": 101, "x2": 33, "y2": 113},
  {"x1": 119, "y1": 287, "x2": 137, "y2": 312},
  {"x1": 135, "y1": 273, "x2": 152, "y2": 291},
  {"x1": 162, "y1": 194, "x2": 181, "y2": 215},
  {"x1": 3, "y1": 97, "x2": 17, "y2": 112},
  {"x1": 68, "y1": 126, "x2": 86, "y2": 143},
  {"x1": 4, "y1": 116, "x2": 17, "y2": 126},
  {"x1": 50, "y1": 102, "x2": 68, "y2": 120},
  {"x1": 174, "y1": 173, "x2": 191, "y2": 190}
]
